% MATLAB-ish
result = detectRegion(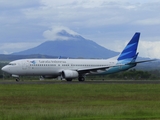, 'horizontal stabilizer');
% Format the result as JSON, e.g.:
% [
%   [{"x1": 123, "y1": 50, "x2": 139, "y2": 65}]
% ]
[{"x1": 126, "y1": 59, "x2": 157, "y2": 65}]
